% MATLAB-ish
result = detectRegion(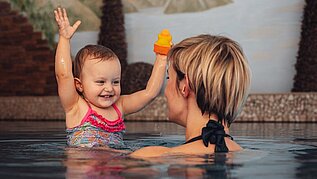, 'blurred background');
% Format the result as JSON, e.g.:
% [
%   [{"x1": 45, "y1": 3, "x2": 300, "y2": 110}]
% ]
[{"x1": 2, "y1": 0, "x2": 315, "y2": 96}]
